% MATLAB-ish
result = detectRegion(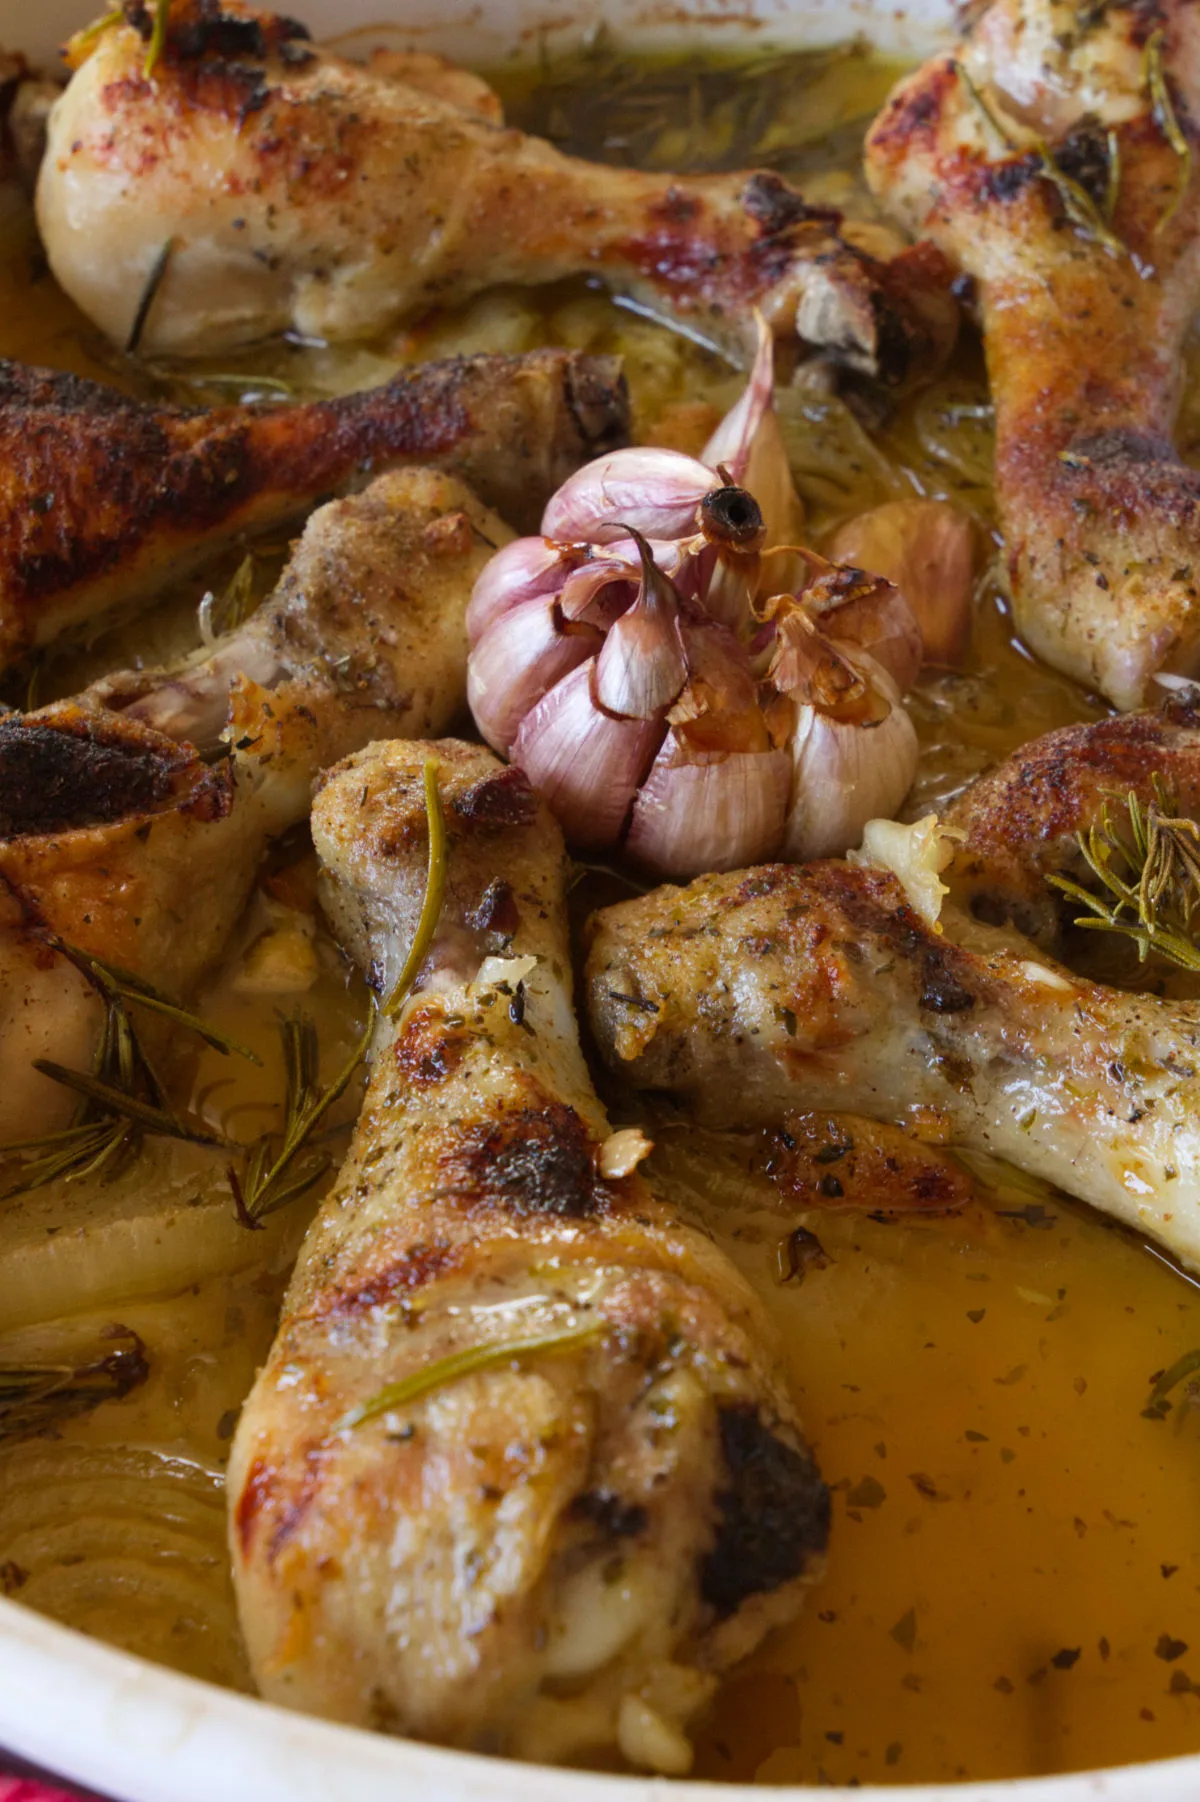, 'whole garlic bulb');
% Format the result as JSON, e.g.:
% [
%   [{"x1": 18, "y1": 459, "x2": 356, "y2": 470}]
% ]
[{"x1": 467, "y1": 329, "x2": 922, "y2": 879}]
